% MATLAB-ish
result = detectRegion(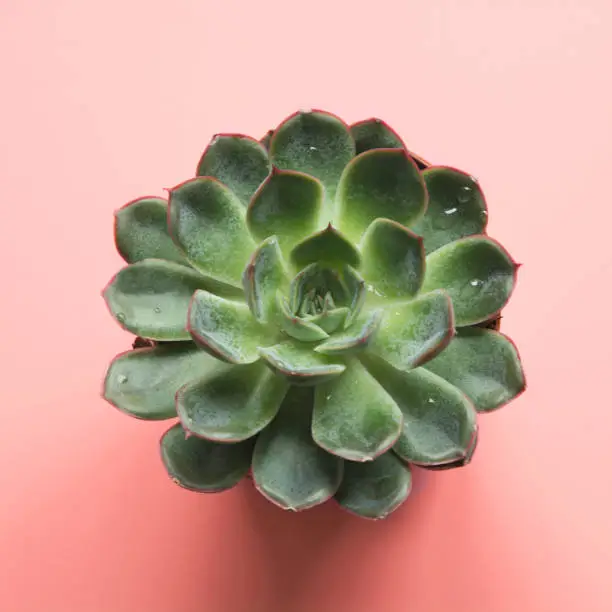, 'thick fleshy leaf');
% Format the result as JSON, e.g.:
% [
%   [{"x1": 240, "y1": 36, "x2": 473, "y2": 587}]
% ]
[
  {"x1": 421, "y1": 236, "x2": 517, "y2": 326},
  {"x1": 360, "y1": 219, "x2": 425, "y2": 299},
  {"x1": 335, "y1": 451, "x2": 412, "y2": 519},
  {"x1": 242, "y1": 237, "x2": 289, "y2": 323},
  {"x1": 269, "y1": 110, "x2": 355, "y2": 206},
  {"x1": 425, "y1": 328, "x2": 525, "y2": 412},
  {"x1": 188, "y1": 290, "x2": 272, "y2": 364},
  {"x1": 160, "y1": 423, "x2": 254, "y2": 492},
  {"x1": 313, "y1": 359, "x2": 403, "y2": 461},
  {"x1": 362, "y1": 357, "x2": 477, "y2": 466},
  {"x1": 370, "y1": 290, "x2": 454, "y2": 371},
  {"x1": 277, "y1": 294, "x2": 329, "y2": 342},
  {"x1": 258, "y1": 342, "x2": 346, "y2": 385},
  {"x1": 168, "y1": 178, "x2": 255, "y2": 286},
  {"x1": 252, "y1": 386, "x2": 343, "y2": 511},
  {"x1": 306, "y1": 307, "x2": 349, "y2": 334},
  {"x1": 410, "y1": 167, "x2": 488, "y2": 254},
  {"x1": 315, "y1": 309, "x2": 382, "y2": 355},
  {"x1": 290, "y1": 224, "x2": 360, "y2": 270},
  {"x1": 247, "y1": 169, "x2": 324, "y2": 256},
  {"x1": 336, "y1": 148, "x2": 427, "y2": 243},
  {"x1": 420, "y1": 429, "x2": 479, "y2": 471},
  {"x1": 103, "y1": 259, "x2": 214, "y2": 341},
  {"x1": 350, "y1": 118, "x2": 404, "y2": 154},
  {"x1": 290, "y1": 263, "x2": 348, "y2": 315},
  {"x1": 177, "y1": 361, "x2": 288, "y2": 441},
  {"x1": 104, "y1": 343, "x2": 221, "y2": 420},
  {"x1": 350, "y1": 118, "x2": 429, "y2": 169},
  {"x1": 114, "y1": 197, "x2": 188, "y2": 265},
  {"x1": 339, "y1": 264, "x2": 367, "y2": 327},
  {"x1": 196, "y1": 134, "x2": 271, "y2": 205}
]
